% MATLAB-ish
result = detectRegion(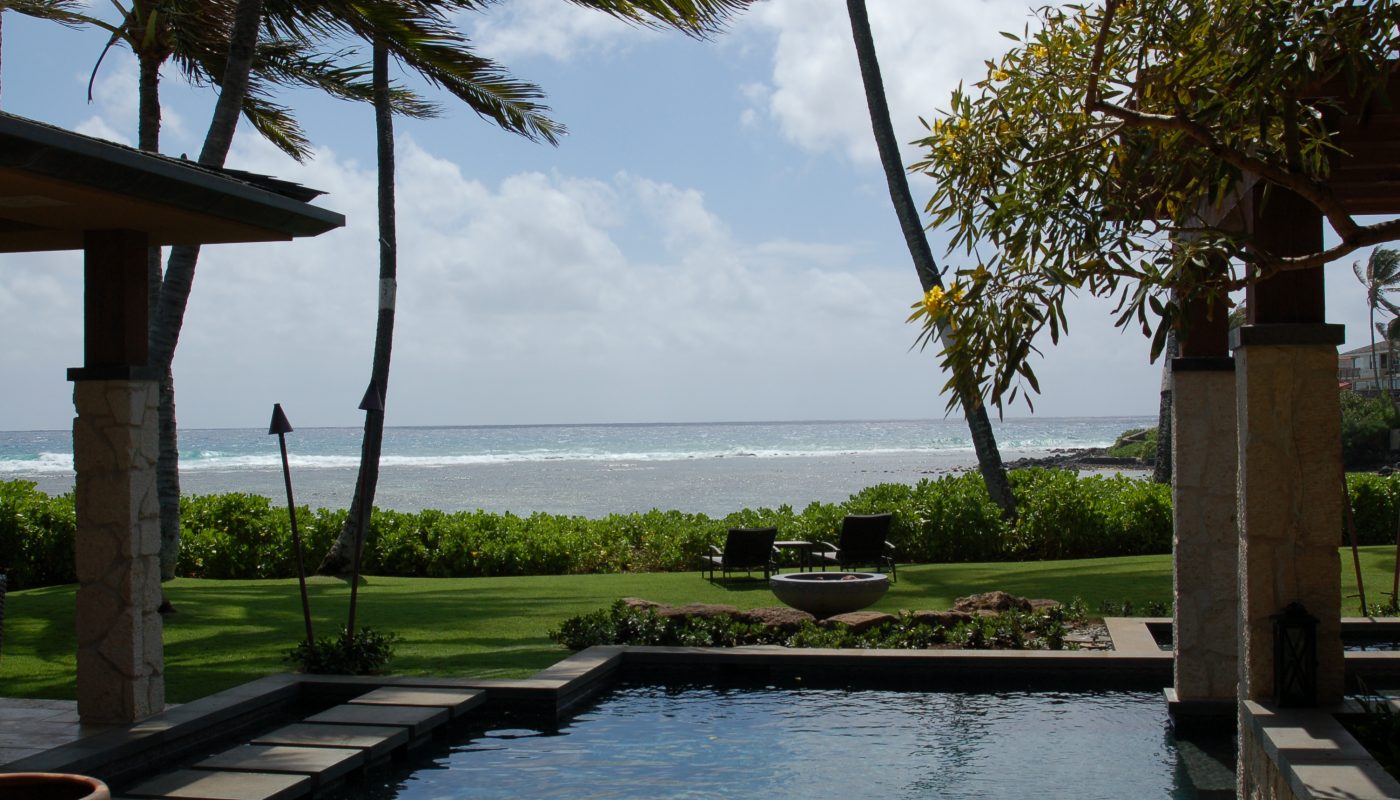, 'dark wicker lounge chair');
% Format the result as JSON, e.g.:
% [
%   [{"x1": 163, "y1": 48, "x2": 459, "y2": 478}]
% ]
[
  {"x1": 812, "y1": 513, "x2": 897, "y2": 582},
  {"x1": 703, "y1": 527, "x2": 780, "y2": 582}
]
